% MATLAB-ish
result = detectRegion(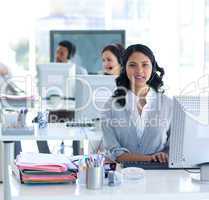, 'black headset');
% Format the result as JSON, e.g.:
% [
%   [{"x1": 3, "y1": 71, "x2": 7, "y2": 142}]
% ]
[
  {"x1": 110, "y1": 43, "x2": 124, "y2": 66},
  {"x1": 68, "y1": 43, "x2": 76, "y2": 59}
]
